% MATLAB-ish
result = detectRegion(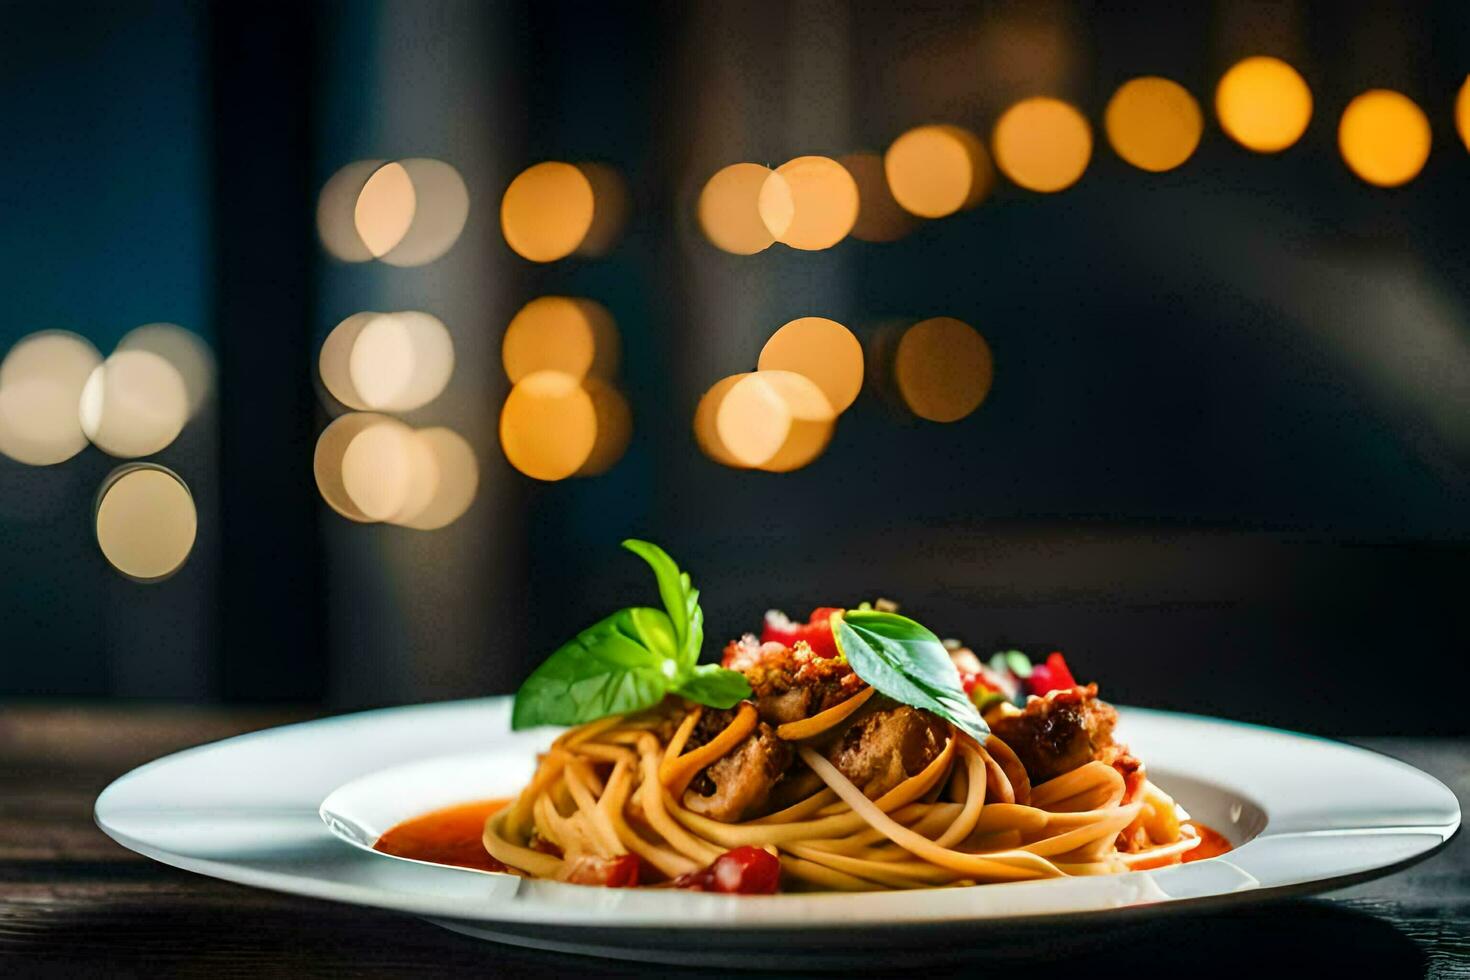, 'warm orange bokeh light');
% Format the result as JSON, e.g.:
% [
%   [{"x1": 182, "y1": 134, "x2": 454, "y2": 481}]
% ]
[
  {"x1": 884, "y1": 125, "x2": 993, "y2": 218},
  {"x1": 758, "y1": 156, "x2": 859, "y2": 251},
  {"x1": 1458, "y1": 76, "x2": 1470, "y2": 153},
  {"x1": 992, "y1": 98, "x2": 1092, "y2": 193},
  {"x1": 574, "y1": 163, "x2": 629, "y2": 257},
  {"x1": 698, "y1": 163, "x2": 780, "y2": 255},
  {"x1": 895, "y1": 317, "x2": 994, "y2": 423},
  {"x1": 839, "y1": 152, "x2": 918, "y2": 242},
  {"x1": 716, "y1": 370, "x2": 835, "y2": 472},
  {"x1": 499, "y1": 370, "x2": 598, "y2": 481},
  {"x1": 502, "y1": 296, "x2": 619, "y2": 383},
  {"x1": 578, "y1": 377, "x2": 633, "y2": 476},
  {"x1": 1215, "y1": 56, "x2": 1312, "y2": 153},
  {"x1": 1338, "y1": 89, "x2": 1431, "y2": 187},
  {"x1": 500, "y1": 162, "x2": 595, "y2": 263},
  {"x1": 94, "y1": 464, "x2": 197, "y2": 582},
  {"x1": 693, "y1": 373, "x2": 750, "y2": 467},
  {"x1": 1105, "y1": 77, "x2": 1203, "y2": 172},
  {"x1": 757, "y1": 316, "x2": 864, "y2": 414}
]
